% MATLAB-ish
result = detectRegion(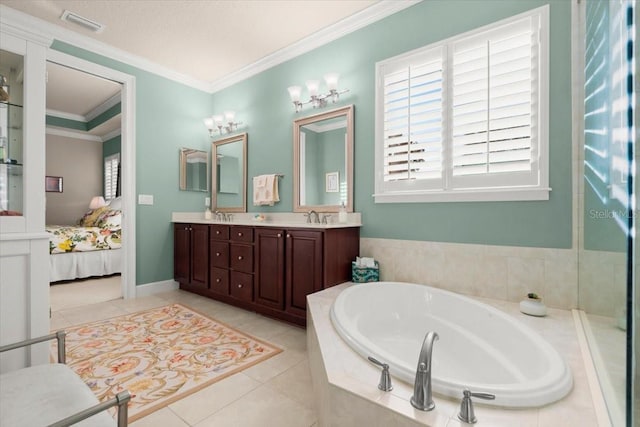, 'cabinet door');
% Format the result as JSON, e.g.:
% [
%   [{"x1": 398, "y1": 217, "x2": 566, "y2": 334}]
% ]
[
  {"x1": 255, "y1": 228, "x2": 285, "y2": 310},
  {"x1": 190, "y1": 224, "x2": 209, "y2": 288},
  {"x1": 174, "y1": 223, "x2": 191, "y2": 284},
  {"x1": 286, "y1": 230, "x2": 323, "y2": 317}
]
